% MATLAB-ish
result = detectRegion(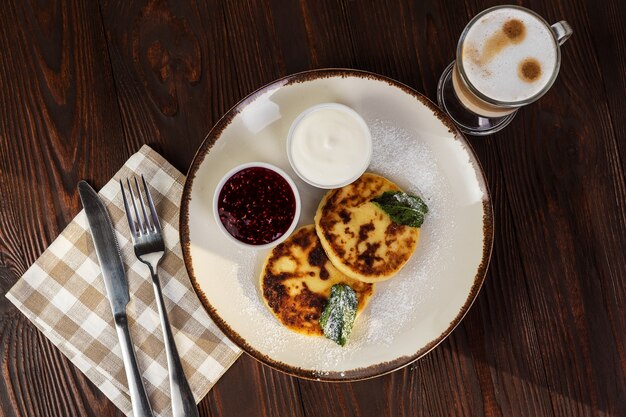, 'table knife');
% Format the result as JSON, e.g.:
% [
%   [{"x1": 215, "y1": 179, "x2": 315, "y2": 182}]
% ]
[{"x1": 78, "y1": 181, "x2": 154, "y2": 417}]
